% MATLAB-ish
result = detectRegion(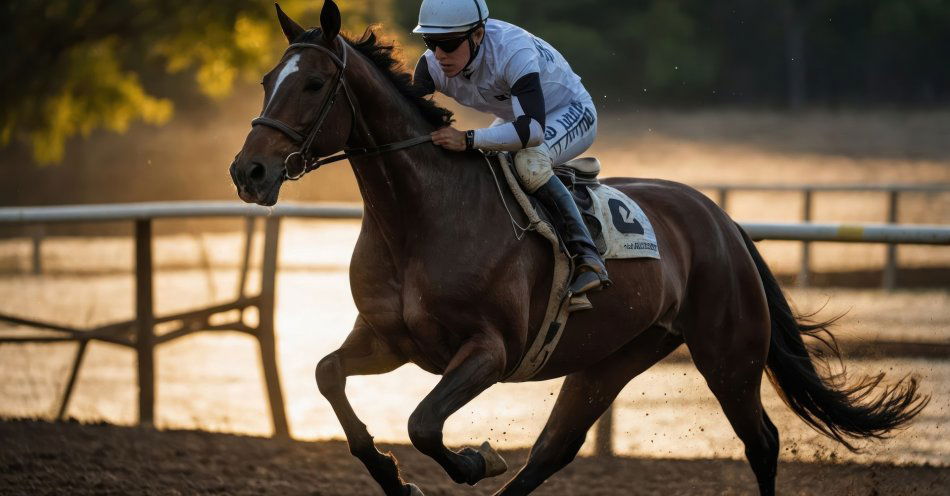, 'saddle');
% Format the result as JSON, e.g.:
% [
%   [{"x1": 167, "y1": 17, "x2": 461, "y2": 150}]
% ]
[
  {"x1": 490, "y1": 153, "x2": 660, "y2": 382},
  {"x1": 537, "y1": 157, "x2": 660, "y2": 261}
]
